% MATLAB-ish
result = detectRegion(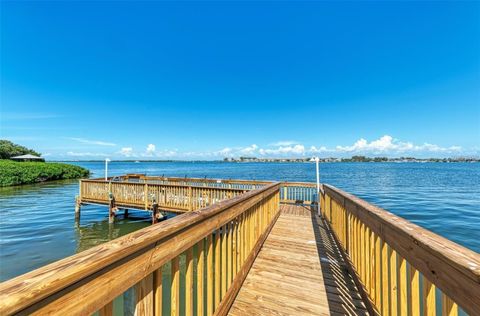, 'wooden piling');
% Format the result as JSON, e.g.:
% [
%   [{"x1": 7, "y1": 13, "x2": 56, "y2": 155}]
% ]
[
  {"x1": 108, "y1": 195, "x2": 116, "y2": 224},
  {"x1": 152, "y1": 203, "x2": 158, "y2": 224},
  {"x1": 74, "y1": 196, "x2": 81, "y2": 223}
]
